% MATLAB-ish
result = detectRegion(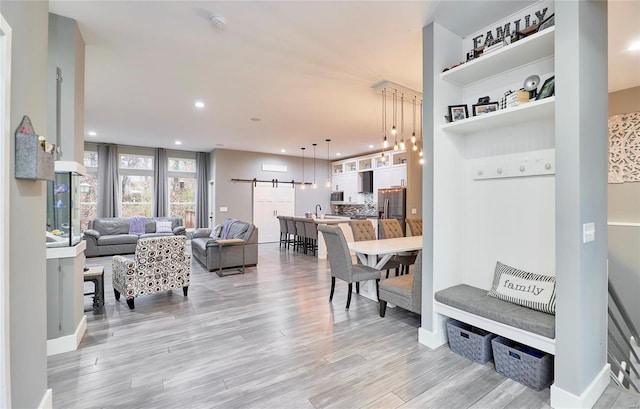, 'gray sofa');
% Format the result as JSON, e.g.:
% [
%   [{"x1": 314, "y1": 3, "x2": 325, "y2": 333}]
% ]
[
  {"x1": 84, "y1": 217, "x2": 186, "y2": 257},
  {"x1": 191, "y1": 220, "x2": 258, "y2": 272}
]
